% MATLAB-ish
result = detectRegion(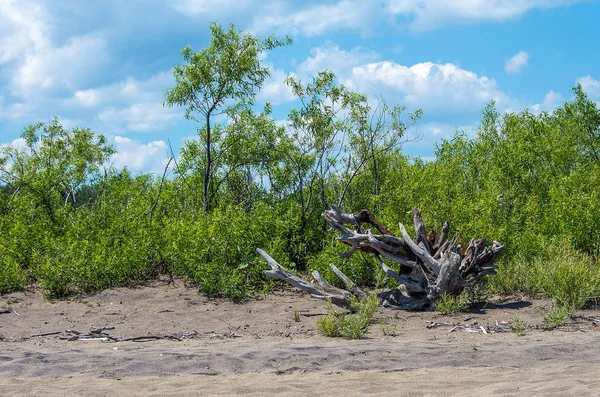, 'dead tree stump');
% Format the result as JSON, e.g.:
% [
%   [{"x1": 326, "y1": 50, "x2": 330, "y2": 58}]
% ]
[{"x1": 258, "y1": 206, "x2": 504, "y2": 310}]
